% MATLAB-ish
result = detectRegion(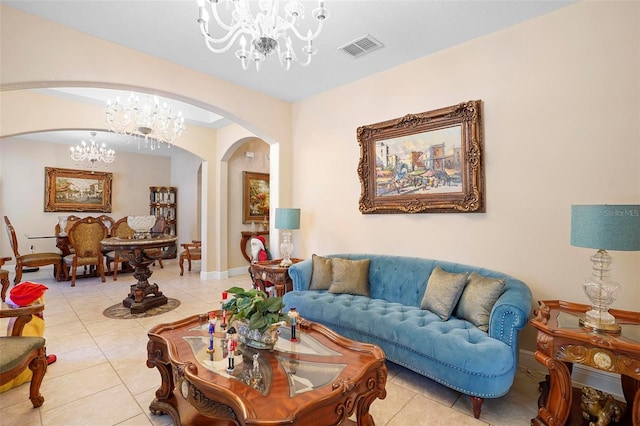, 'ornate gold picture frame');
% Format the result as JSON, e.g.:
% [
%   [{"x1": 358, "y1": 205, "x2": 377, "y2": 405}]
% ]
[
  {"x1": 44, "y1": 167, "x2": 113, "y2": 212},
  {"x1": 243, "y1": 171, "x2": 270, "y2": 224},
  {"x1": 357, "y1": 100, "x2": 485, "y2": 214}
]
